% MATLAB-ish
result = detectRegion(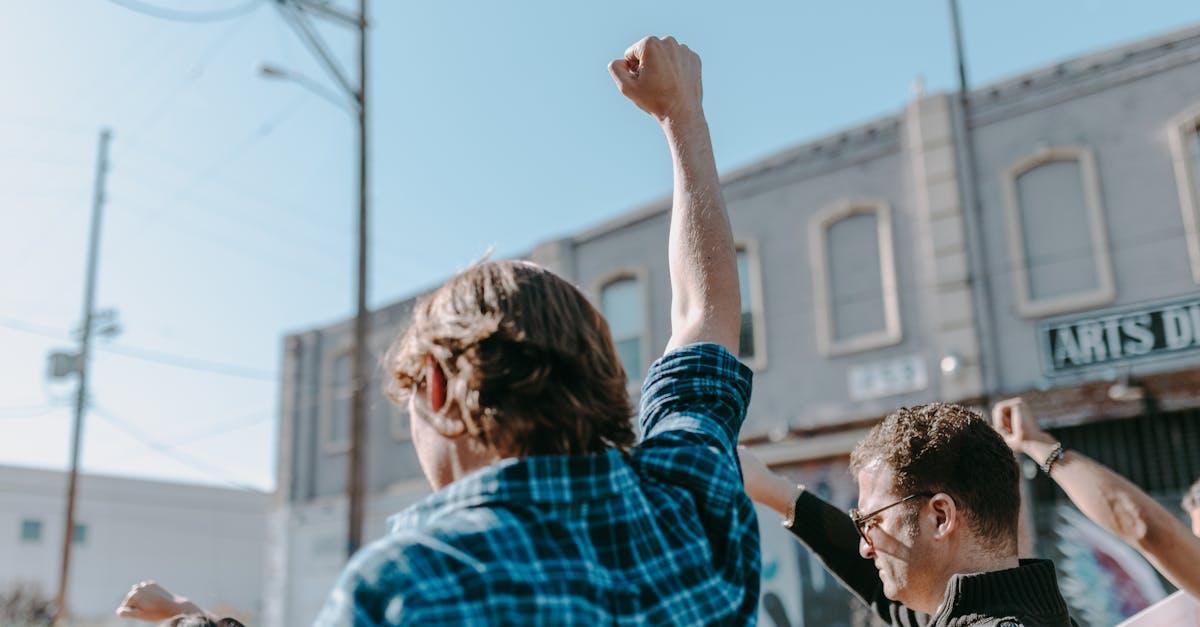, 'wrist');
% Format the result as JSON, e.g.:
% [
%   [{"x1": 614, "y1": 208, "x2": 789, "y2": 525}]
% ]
[
  {"x1": 1019, "y1": 433, "x2": 1058, "y2": 458},
  {"x1": 174, "y1": 597, "x2": 204, "y2": 616},
  {"x1": 658, "y1": 106, "x2": 706, "y2": 133},
  {"x1": 770, "y1": 478, "x2": 802, "y2": 517}
]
